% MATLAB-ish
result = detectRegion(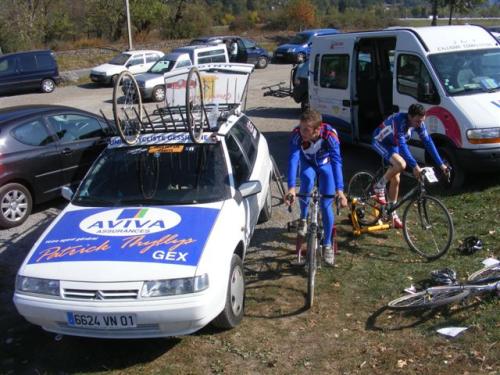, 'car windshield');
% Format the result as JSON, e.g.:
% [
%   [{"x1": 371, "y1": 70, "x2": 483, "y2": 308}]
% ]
[
  {"x1": 289, "y1": 33, "x2": 310, "y2": 45},
  {"x1": 429, "y1": 49, "x2": 500, "y2": 96},
  {"x1": 73, "y1": 143, "x2": 229, "y2": 206},
  {"x1": 148, "y1": 59, "x2": 175, "y2": 74},
  {"x1": 109, "y1": 53, "x2": 131, "y2": 65}
]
